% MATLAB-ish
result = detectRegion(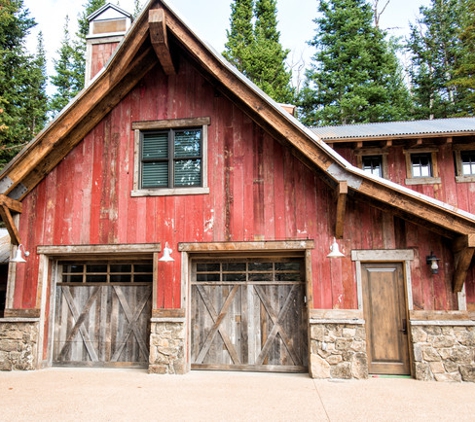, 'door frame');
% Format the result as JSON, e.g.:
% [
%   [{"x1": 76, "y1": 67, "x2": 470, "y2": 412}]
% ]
[
  {"x1": 351, "y1": 249, "x2": 414, "y2": 375},
  {"x1": 36, "y1": 244, "x2": 161, "y2": 368},
  {"x1": 178, "y1": 240, "x2": 315, "y2": 373}
]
